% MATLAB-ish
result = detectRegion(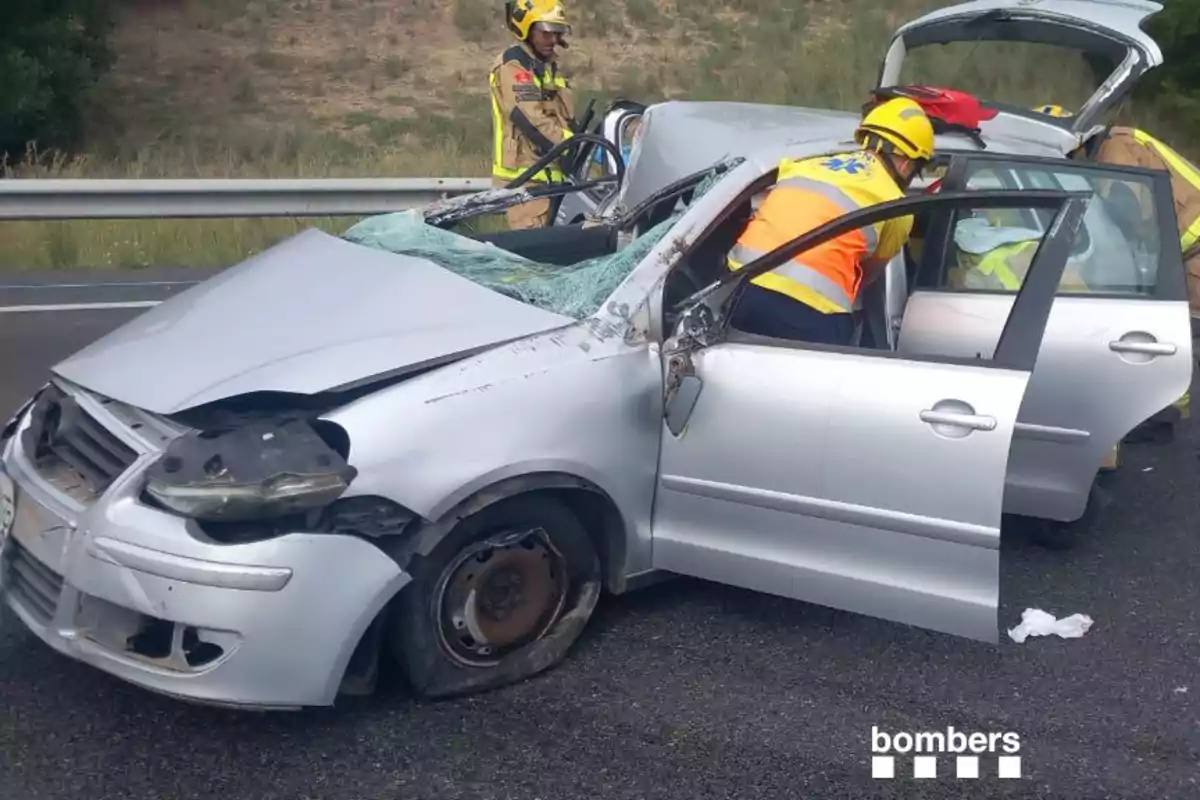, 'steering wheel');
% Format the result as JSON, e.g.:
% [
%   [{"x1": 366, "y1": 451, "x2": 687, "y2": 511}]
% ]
[{"x1": 503, "y1": 133, "x2": 627, "y2": 226}]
